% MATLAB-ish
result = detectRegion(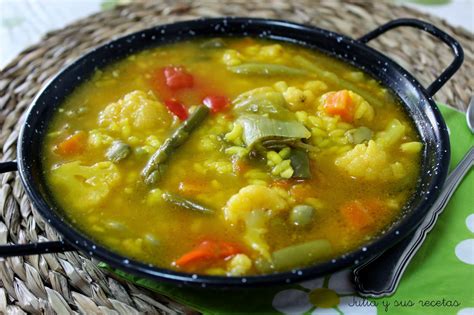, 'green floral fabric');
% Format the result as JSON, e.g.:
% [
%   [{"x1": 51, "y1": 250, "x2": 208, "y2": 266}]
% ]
[{"x1": 102, "y1": 104, "x2": 473, "y2": 315}]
